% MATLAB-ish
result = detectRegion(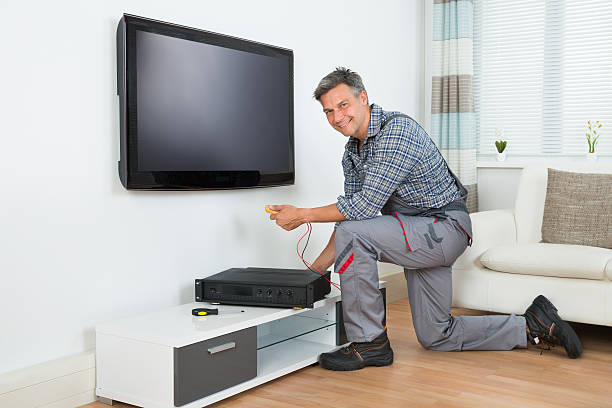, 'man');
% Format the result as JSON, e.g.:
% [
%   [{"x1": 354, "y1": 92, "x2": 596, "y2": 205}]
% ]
[{"x1": 269, "y1": 67, "x2": 582, "y2": 371}]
